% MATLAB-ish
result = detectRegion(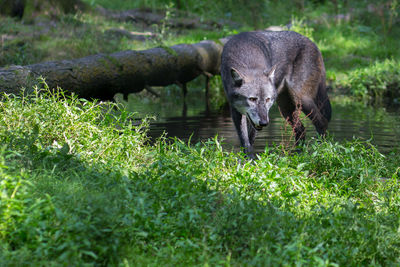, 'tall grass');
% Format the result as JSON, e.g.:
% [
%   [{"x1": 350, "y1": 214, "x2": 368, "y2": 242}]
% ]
[{"x1": 1, "y1": 84, "x2": 400, "y2": 265}]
